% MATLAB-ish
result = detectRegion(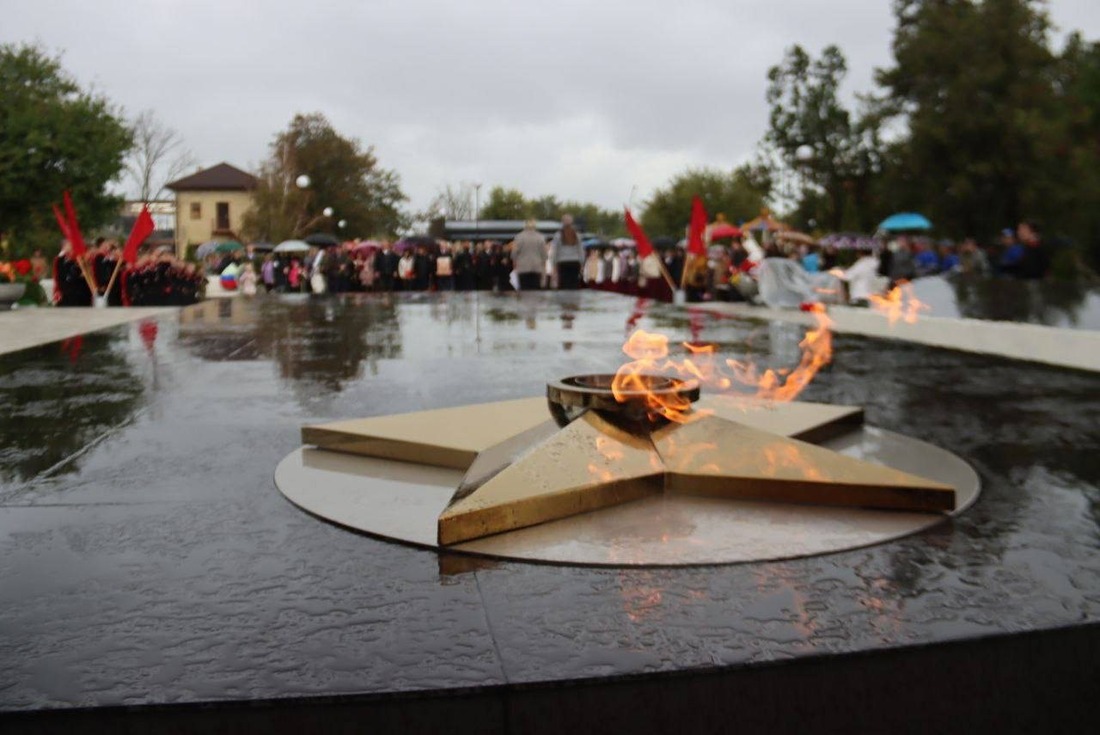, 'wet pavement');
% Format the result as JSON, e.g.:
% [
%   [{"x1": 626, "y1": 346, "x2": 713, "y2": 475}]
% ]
[
  {"x1": 909, "y1": 274, "x2": 1100, "y2": 329},
  {"x1": 0, "y1": 291, "x2": 1098, "y2": 713}
]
